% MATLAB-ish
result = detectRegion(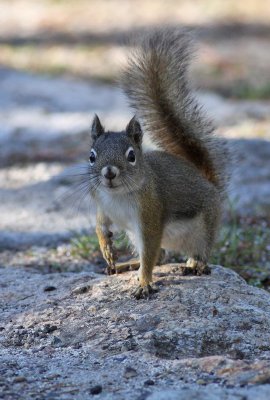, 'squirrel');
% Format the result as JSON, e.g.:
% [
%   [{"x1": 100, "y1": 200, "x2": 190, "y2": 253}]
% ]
[{"x1": 88, "y1": 29, "x2": 228, "y2": 299}]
